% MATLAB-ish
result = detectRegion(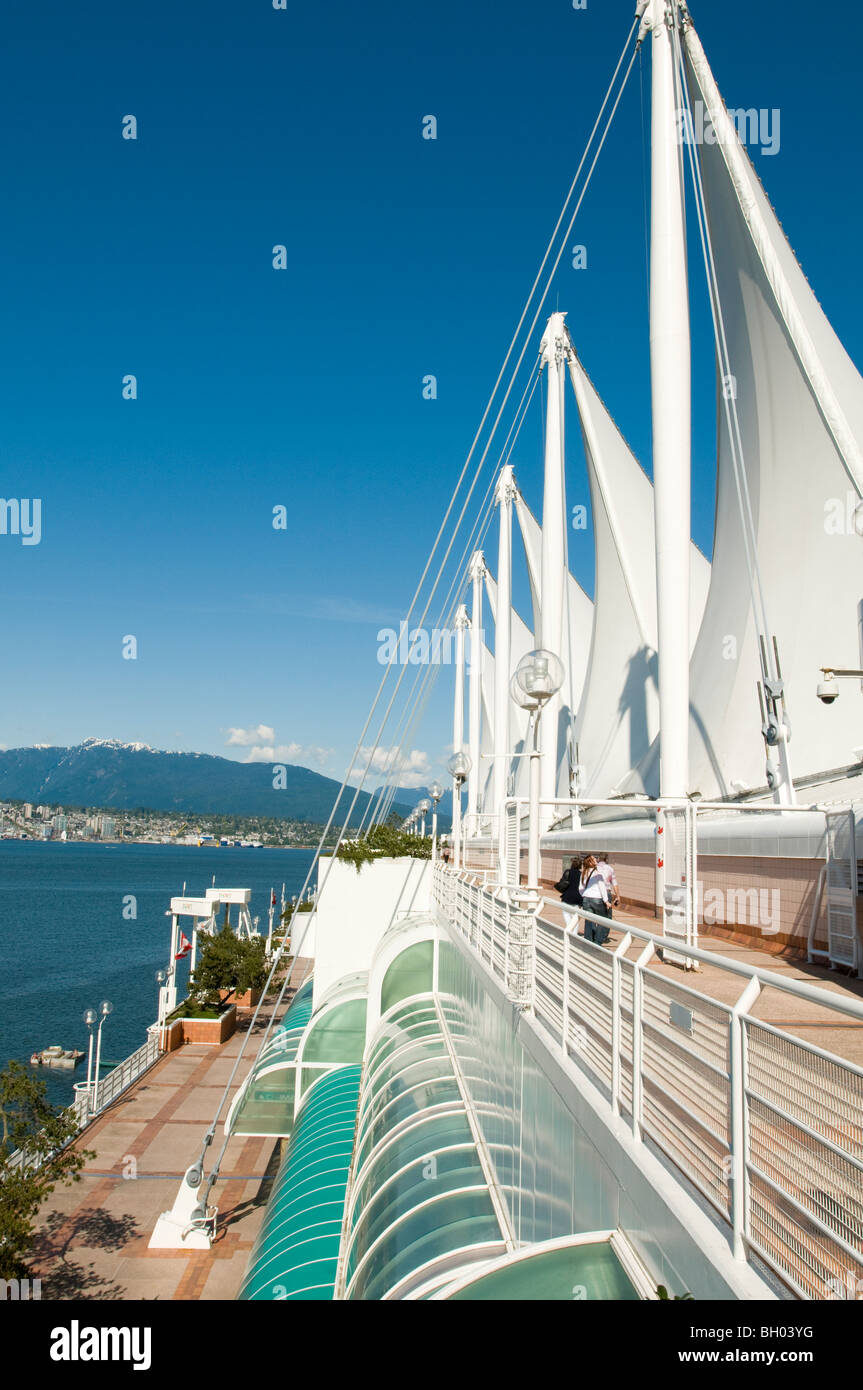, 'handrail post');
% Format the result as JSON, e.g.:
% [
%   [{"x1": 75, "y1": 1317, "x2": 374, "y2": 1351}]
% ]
[
  {"x1": 611, "y1": 932, "x2": 632, "y2": 1117},
  {"x1": 730, "y1": 976, "x2": 761, "y2": 1260},
  {"x1": 632, "y1": 940, "x2": 655, "y2": 1142},
  {"x1": 561, "y1": 921, "x2": 570, "y2": 1056}
]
